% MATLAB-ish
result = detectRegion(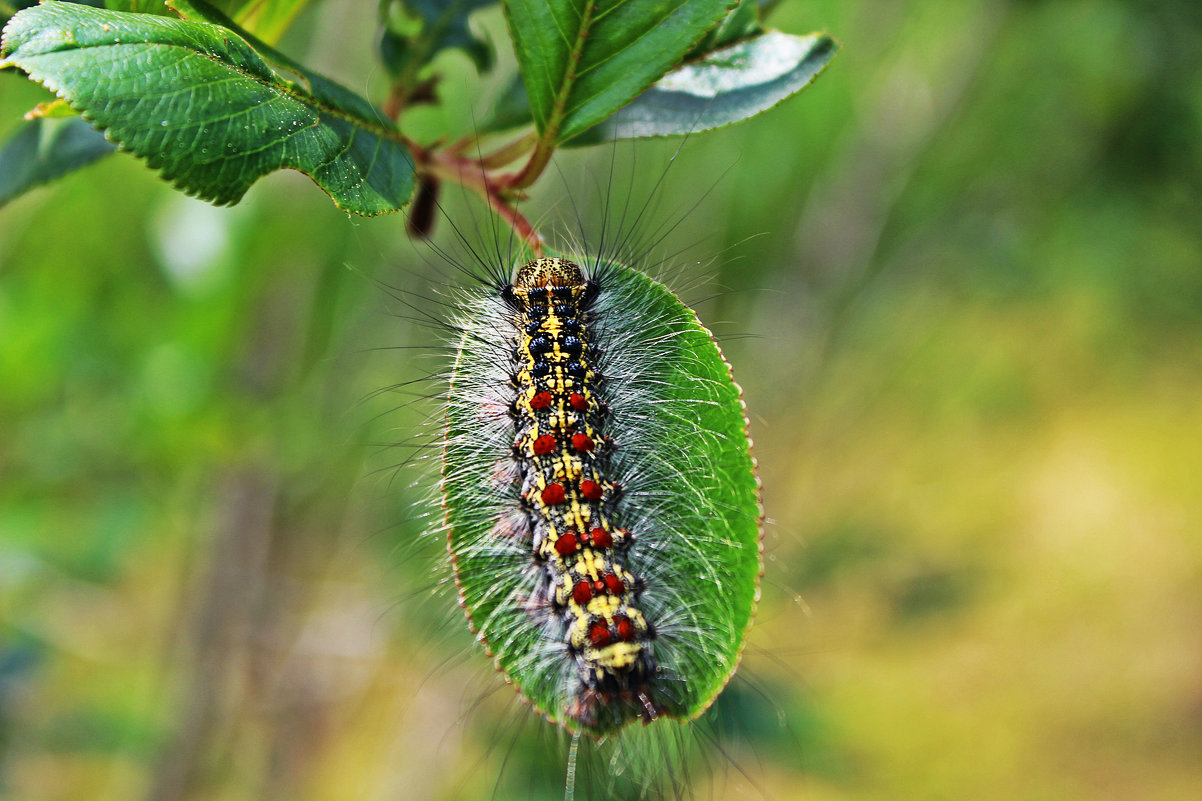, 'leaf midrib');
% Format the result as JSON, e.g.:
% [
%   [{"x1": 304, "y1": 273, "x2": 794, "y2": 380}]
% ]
[
  {"x1": 557, "y1": 0, "x2": 728, "y2": 130},
  {"x1": 539, "y1": 0, "x2": 596, "y2": 145},
  {"x1": 574, "y1": 0, "x2": 691, "y2": 81}
]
